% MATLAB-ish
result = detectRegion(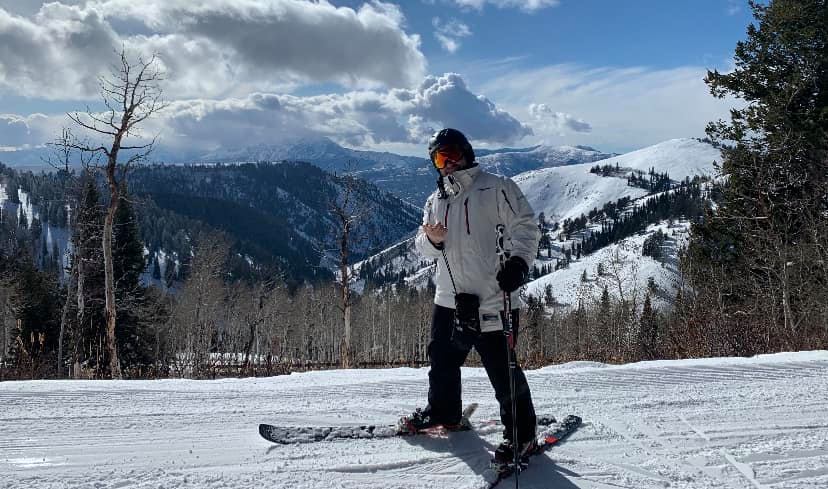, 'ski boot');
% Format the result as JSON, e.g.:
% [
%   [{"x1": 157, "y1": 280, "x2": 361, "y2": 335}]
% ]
[
  {"x1": 491, "y1": 438, "x2": 538, "y2": 473},
  {"x1": 397, "y1": 407, "x2": 472, "y2": 434}
]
